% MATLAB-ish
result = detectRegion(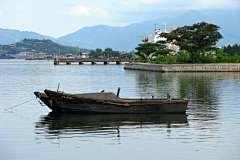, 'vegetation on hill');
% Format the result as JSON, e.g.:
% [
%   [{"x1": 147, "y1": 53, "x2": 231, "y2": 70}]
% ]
[{"x1": 0, "y1": 39, "x2": 90, "y2": 56}]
